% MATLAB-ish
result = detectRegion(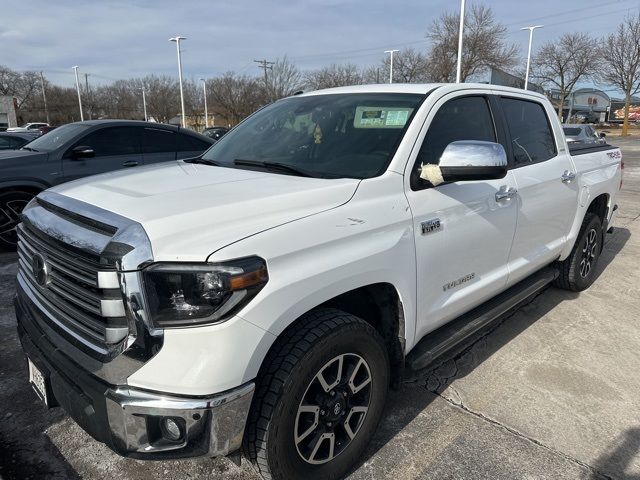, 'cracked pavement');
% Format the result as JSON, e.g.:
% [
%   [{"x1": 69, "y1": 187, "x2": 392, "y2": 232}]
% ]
[{"x1": 1, "y1": 136, "x2": 639, "y2": 479}]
